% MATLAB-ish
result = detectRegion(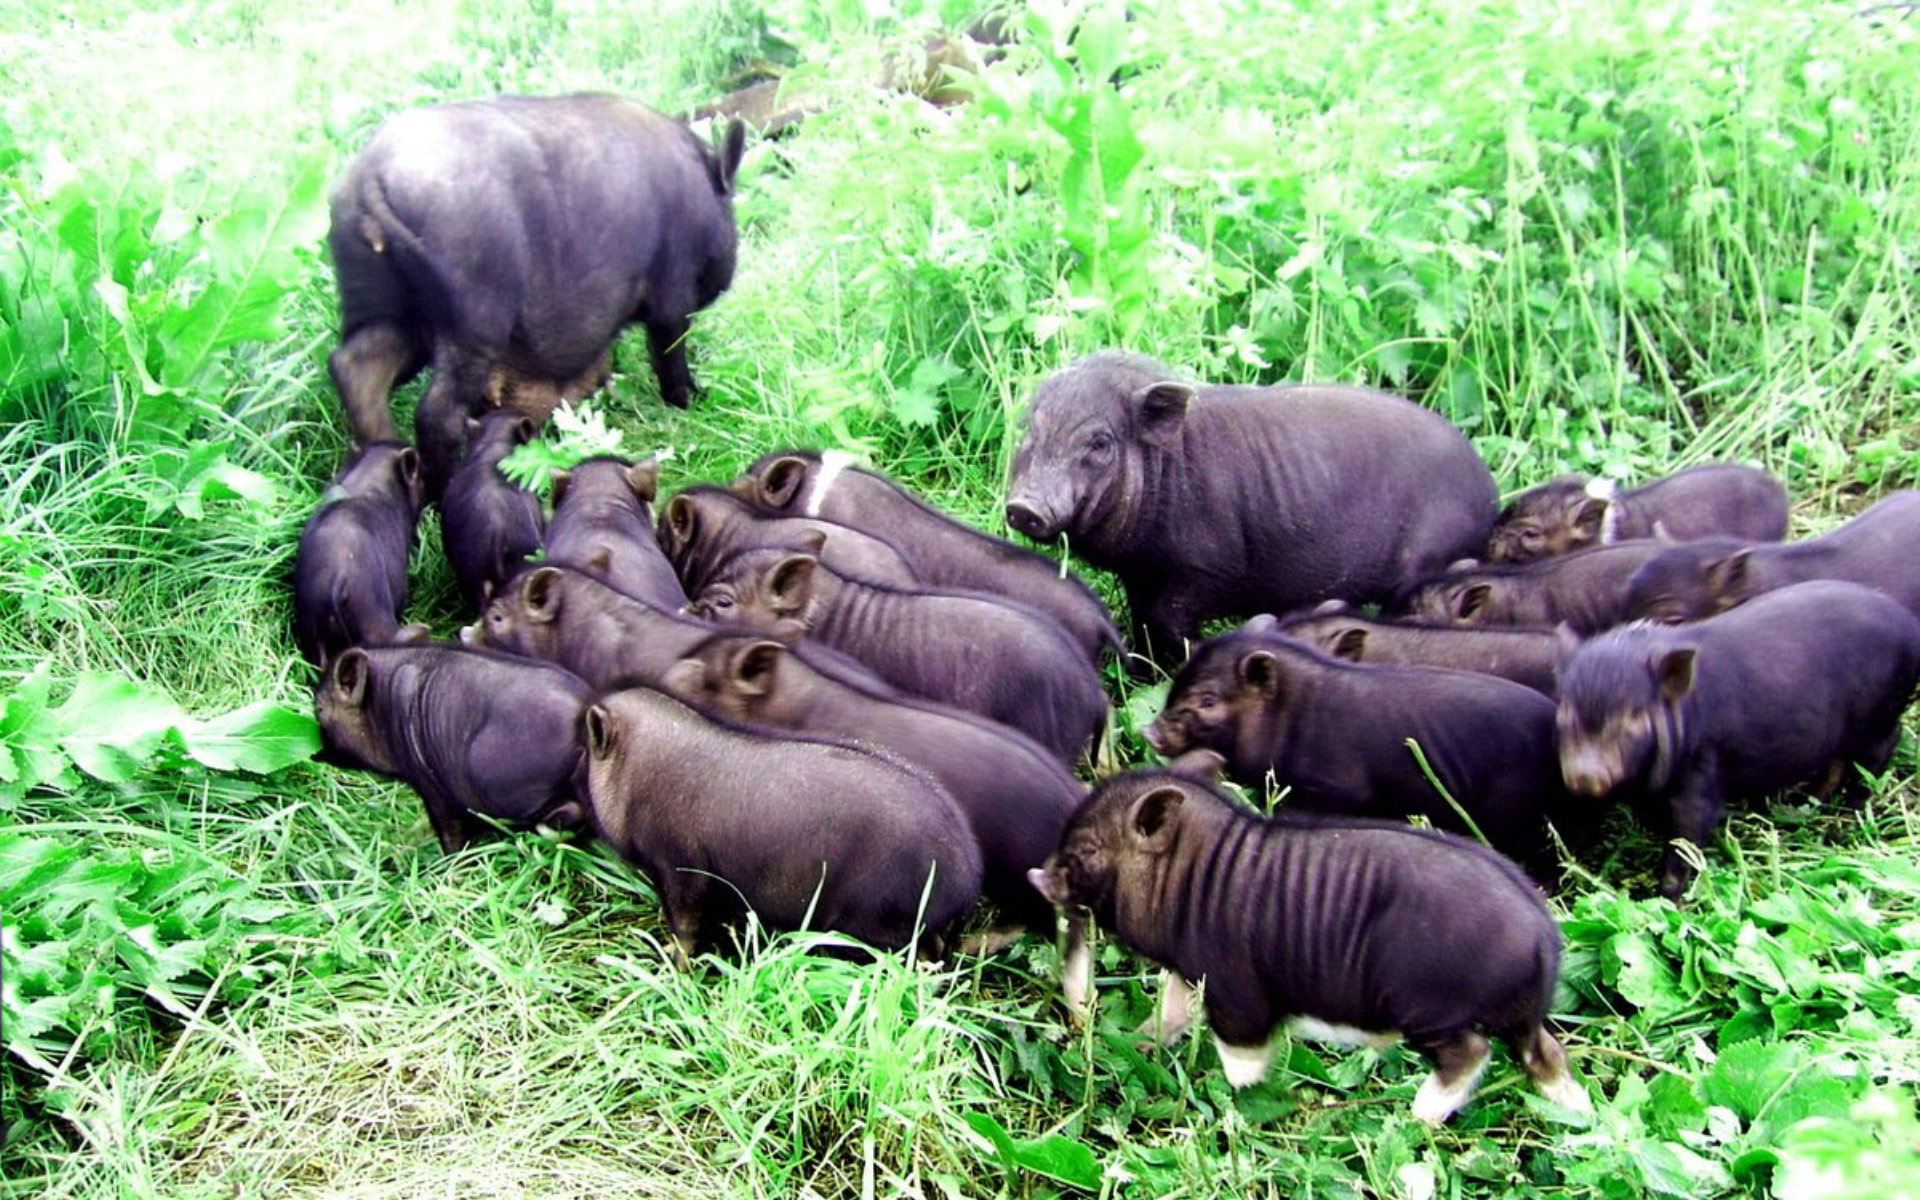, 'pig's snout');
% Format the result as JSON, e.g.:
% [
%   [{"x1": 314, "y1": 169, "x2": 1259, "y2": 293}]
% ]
[
  {"x1": 1141, "y1": 719, "x2": 1172, "y2": 754},
  {"x1": 1005, "y1": 497, "x2": 1060, "y2": 541},
  {"x1": 1559, "y1": 745, "x2": 1618, "y2": 797}
]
